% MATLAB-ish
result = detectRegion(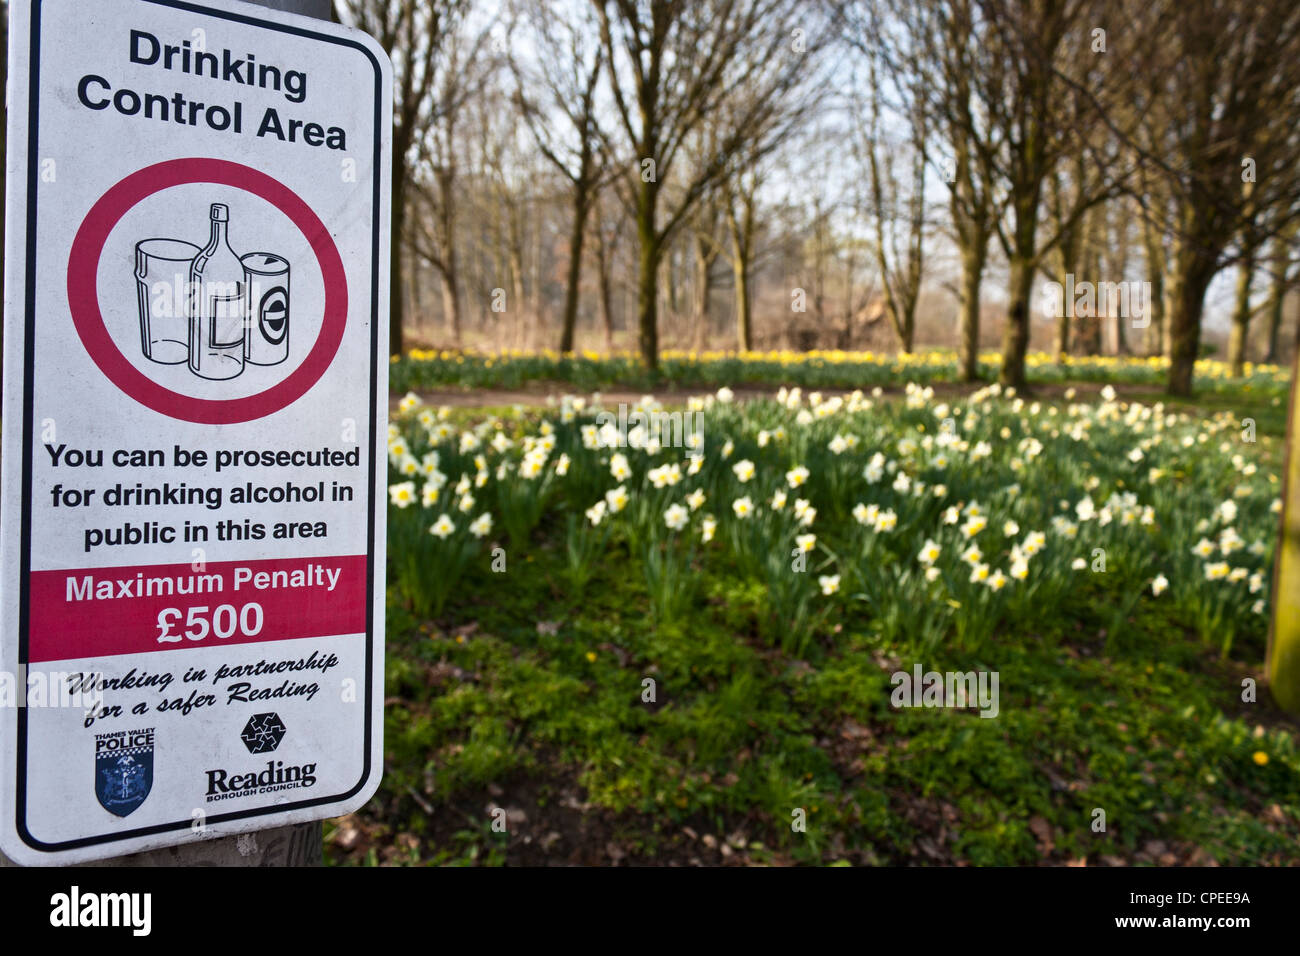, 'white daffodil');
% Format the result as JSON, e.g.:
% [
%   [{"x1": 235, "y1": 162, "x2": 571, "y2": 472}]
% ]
[
  {"x1": 605, "y1": 485, "x2": 630, "y2": 513},
  {"x1": 1205, "y1": 561, "x2": 1230, "y2": 581},
  {"x1": 664, "y1": 504, "x2": 690, "y2": 531},
  {"x1": 389, "y1": 481, "x2": 416, "y2": 509},
  {"x1": 422, "y1": 483, "x2": 440, "y2": 508}
]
